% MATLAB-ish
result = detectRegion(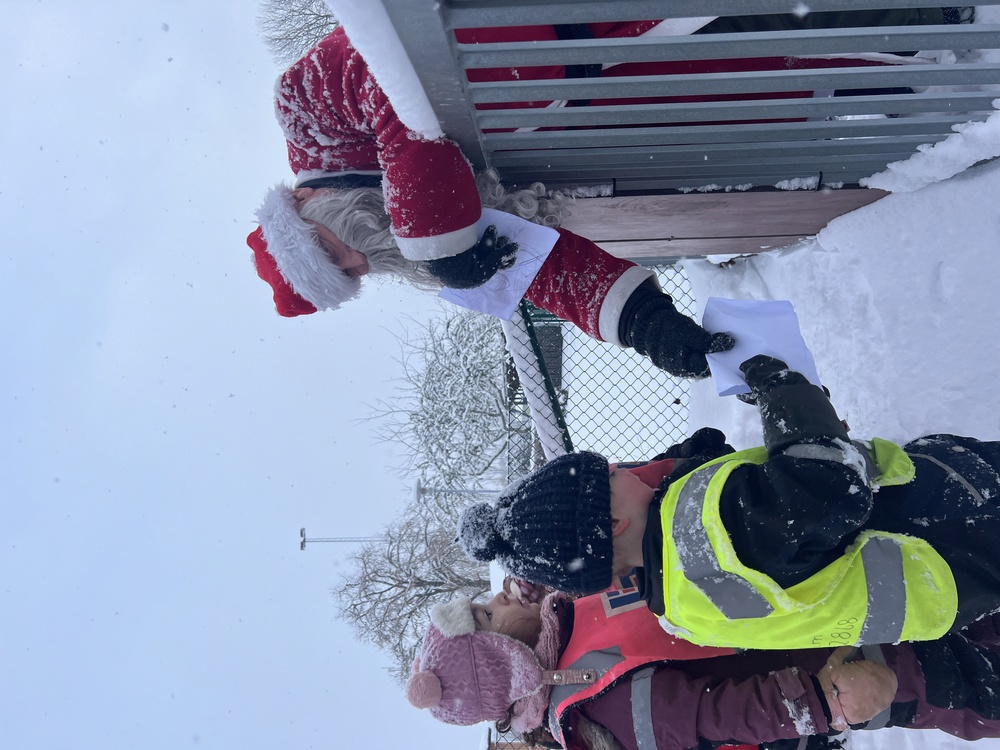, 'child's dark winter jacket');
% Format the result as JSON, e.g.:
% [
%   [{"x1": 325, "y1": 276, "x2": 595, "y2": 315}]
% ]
[{"x1": 640, "y1": 356, "x2": 1000, "y2": 650}]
